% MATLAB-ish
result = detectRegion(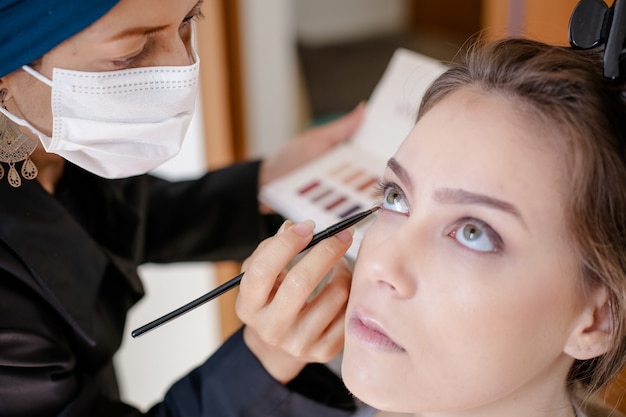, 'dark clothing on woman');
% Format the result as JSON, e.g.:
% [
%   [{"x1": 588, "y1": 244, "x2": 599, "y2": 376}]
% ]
[{"x1": 0, "y1": 162, "x2": 355, "y2": 416}]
